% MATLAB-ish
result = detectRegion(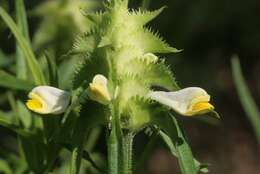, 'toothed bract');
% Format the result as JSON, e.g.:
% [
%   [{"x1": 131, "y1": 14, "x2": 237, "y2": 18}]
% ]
[{"x1": 72, "y1": 0, "x2": 180, "y2": 131}]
